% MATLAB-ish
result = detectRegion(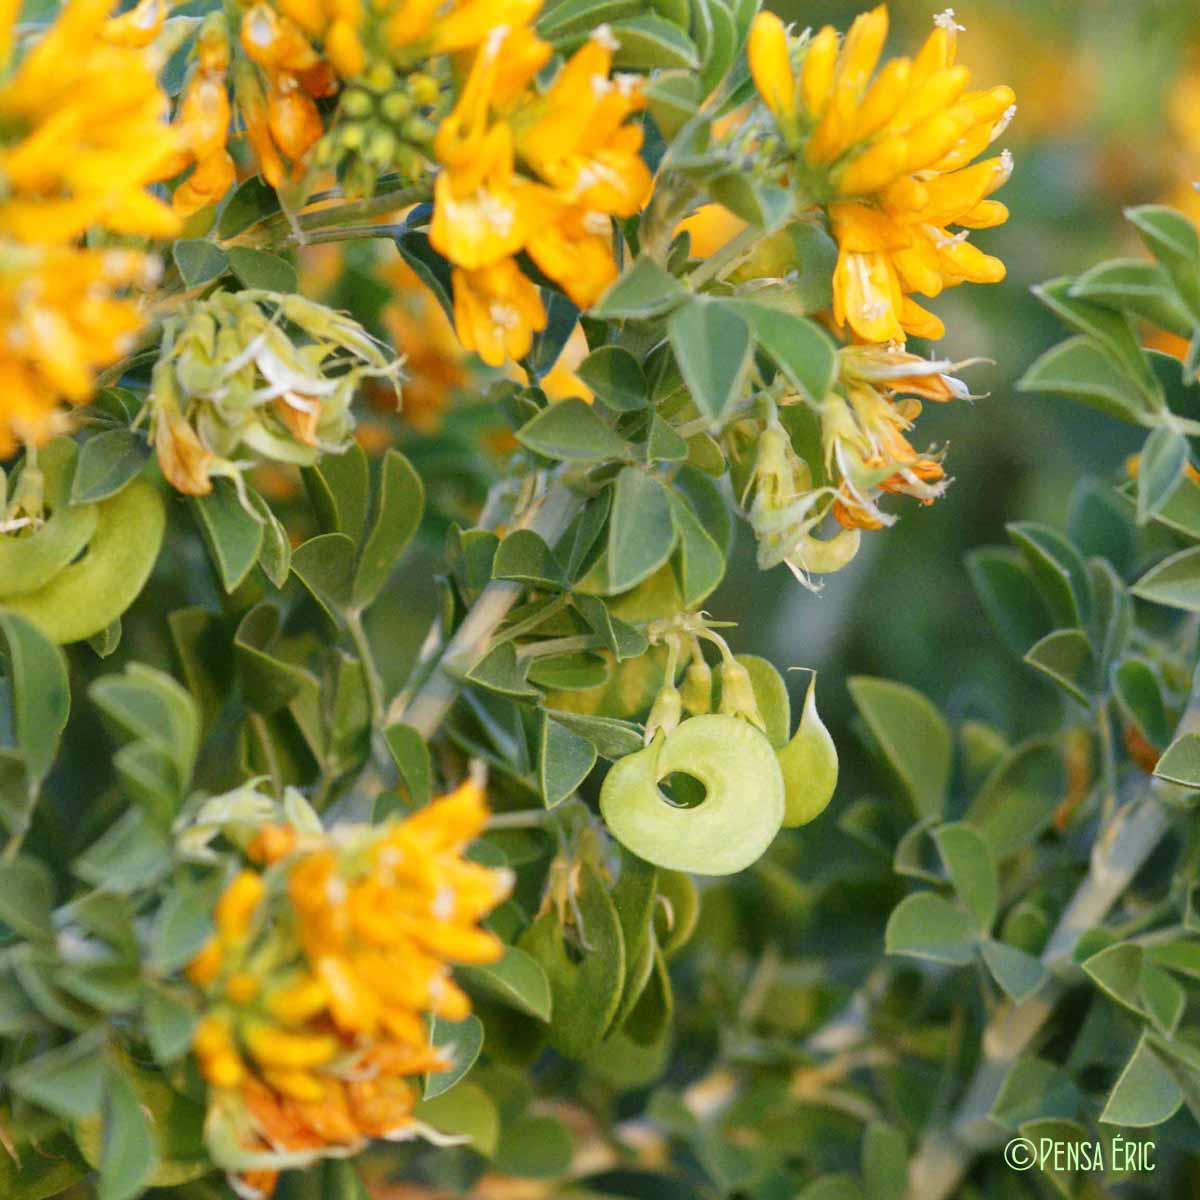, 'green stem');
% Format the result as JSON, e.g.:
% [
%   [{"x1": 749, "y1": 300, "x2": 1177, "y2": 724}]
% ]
[
  {"x1": 514, "y1": 633, "x2": 602, "y2": 661},
  {"x1": 391, "y1": 481, "x2": 585, "y2": 739},
  {"x1": 346, "y1": 609, "x2": 385, "y2": 733},
  {"x1": 687, "y1": 224, "x2": 762, "y2": 289},
  {"x1": 224, "y1": 184, "x2": 431, "y2": 249}
]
